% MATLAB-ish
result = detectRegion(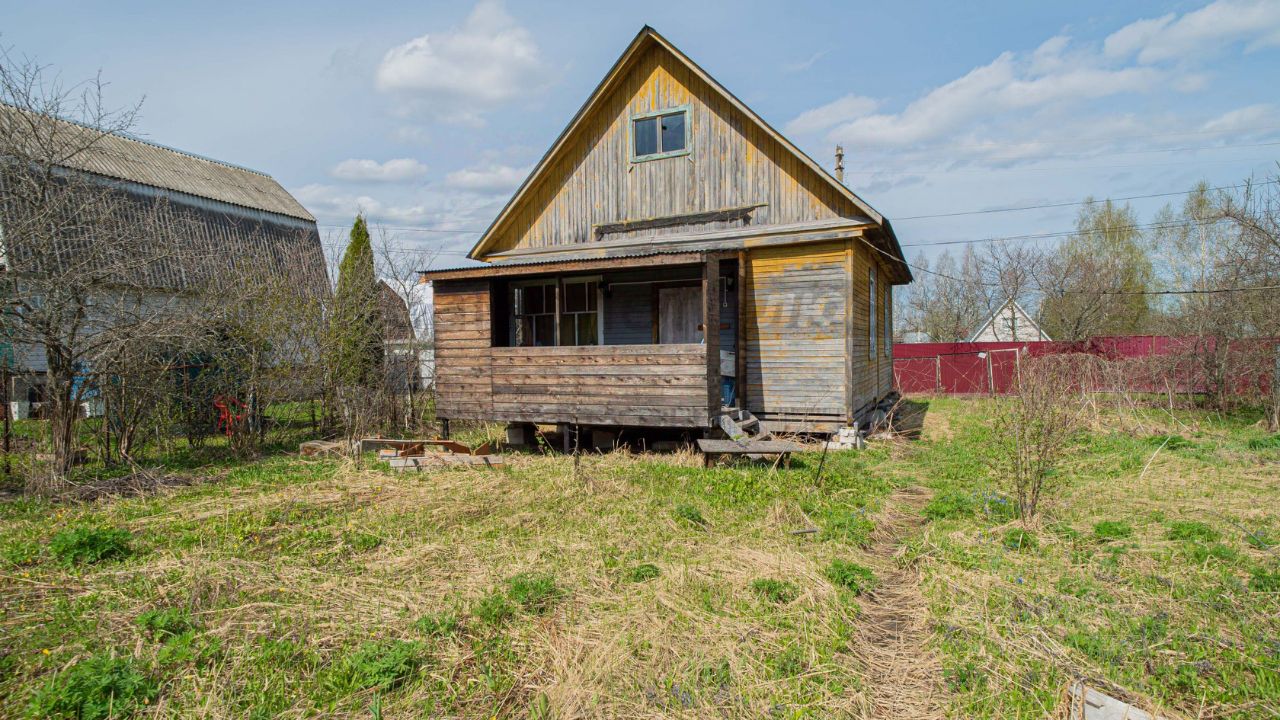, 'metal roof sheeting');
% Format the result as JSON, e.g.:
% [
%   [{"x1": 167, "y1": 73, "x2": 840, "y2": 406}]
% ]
[{"x1": 2, "y1": 104, "x2": 314, "y2": 222}]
